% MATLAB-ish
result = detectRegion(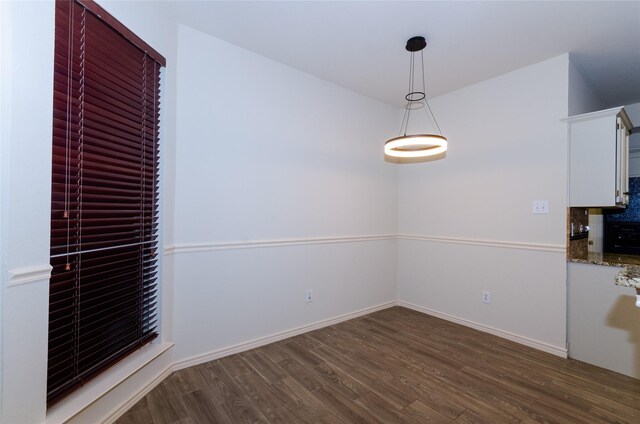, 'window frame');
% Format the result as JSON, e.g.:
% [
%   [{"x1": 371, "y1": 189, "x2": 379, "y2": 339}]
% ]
[{"x1": 47, "y1": 0, "x2": 166, "y2": 407}]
